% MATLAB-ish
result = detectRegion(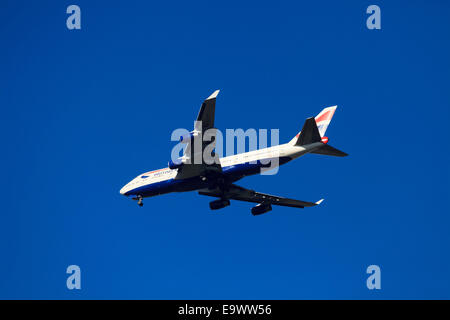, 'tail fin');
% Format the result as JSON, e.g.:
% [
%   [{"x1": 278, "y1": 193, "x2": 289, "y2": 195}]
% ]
[
  {"x1": 289, "y1": 106, "x2": 337, "y2": 145},
  {"x1": 315, "y1": 106, "x2": 337, "y2": 137},
  {"x1": 288, "y1": 106, "x2": 348, "y2": 157}
]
